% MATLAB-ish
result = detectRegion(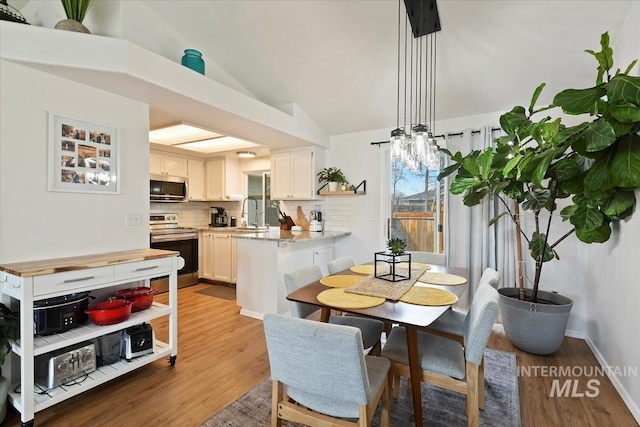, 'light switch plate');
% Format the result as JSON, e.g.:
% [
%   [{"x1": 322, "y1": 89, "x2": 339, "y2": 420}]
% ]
[{"x1": 126, "y1": 212, "x2": 141, "y2": 226}]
